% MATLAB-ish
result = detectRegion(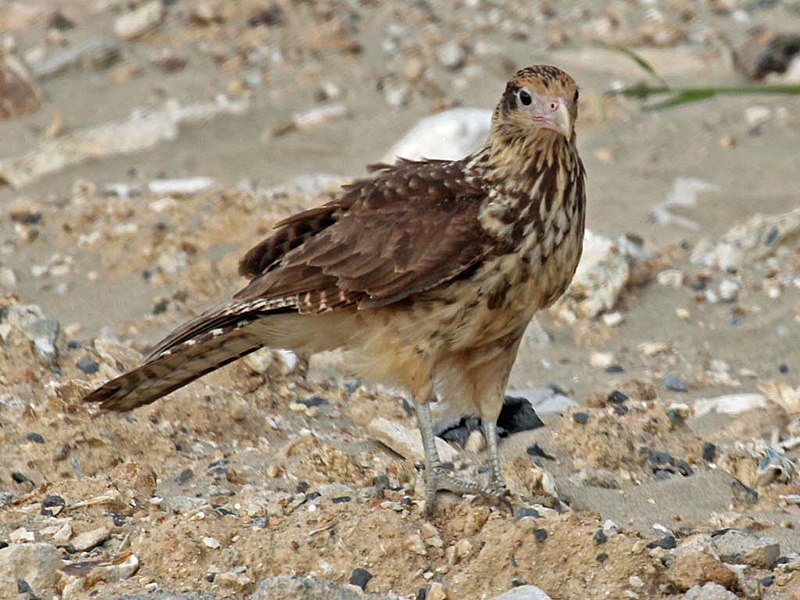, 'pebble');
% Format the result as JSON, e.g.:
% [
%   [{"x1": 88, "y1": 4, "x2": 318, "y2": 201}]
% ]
[
  {"x1": 202, "y1": 536, "x2": 221, "y2": 550},
  {"x1": 0, "y1": 53, "x2": 42, "y2": 120},
  {"x1": 647, "y1": 535, "x2": 677, "y2": 550},
  {"x1": 349, "y1": 567, "x2": 372, "y2": 591},
  {"x1": 52, "y1": 523, "x2": 72, "y2": 545},
  {"x1": 71, "y1": 527, "x2": 110, "y2": 552},
  {"x1": 572, "y1": 412, "x2": 589, "y2": 425},
  {"x1": 491, "y1": 586, "x2": 552, "y2": 600},
  {"x1": 427, "y1": 582, "x2": 447, "y2": 600},
  {"x1": 667, "y1": 550, "x2": 737, "y2": 592},
  {"x1": 76, "y1": 357, "x2": 99, "y2": 374},
  {"x1": 0, "y1": 267, "x2": 17, "y2": 289},
  {"x1": 369, "y1": 417, "x2": 458, "y2": 464},
  {"x1": 406, "y1": 533, "x2": 428, "y2": 556},
  {"x1": 514, "y1": 507, "x2": 540, "y2": 521},
  {"x1": 496, "y1": 396, "x2": 544, "y2": 433},
  {"x1": 711, "y1": 529, "x2": 779, "y2": 568},
  {"x1": 603, "y1": 520, "x2": 620, "y2": 536},
  {"x1": 657, "y1": 269, "x2": 684, "y2": 288},
  {"x1": 436, "y1": 41, "x2": 466, "y2": 70},
  {"x1": 590, "y1": 352, "x2": 615, "y2": 368},
  {"x1": 661, "y1": 376, "x2": 688, "y2": 393},
  {"x1": 114, "y1": 0, "x2": 166, "y2": 40},
  {"x1": 593, "y1": 530, "x2": 607, "y2": 544},
  {"x1": 533, "y1": 528, "x2": 548, "y2": 543},
  {"x1": 39, "y1": 495, "x2": 64, "y2": 516},
  {"x1": 0, "y1": 543, "x2": 63, "y2": 596},
  {"x1": 683, "y1": 582, "x2": 738, "y2": 600},
  {"x1": 717, "y1": 279, "x2": 740, "y2": 302}
]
